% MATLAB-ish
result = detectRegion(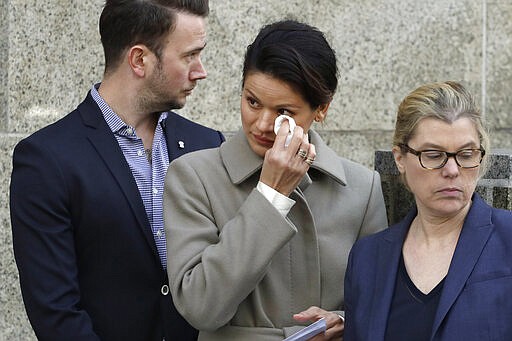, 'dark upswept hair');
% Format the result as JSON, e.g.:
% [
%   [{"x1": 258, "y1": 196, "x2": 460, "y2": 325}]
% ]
[
  {"x1": 242, "y1": 20, "x2": 338, "y2": 110},
  {"x1": 100, "y1": 0, "x2": 209, "y2": 74}
]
